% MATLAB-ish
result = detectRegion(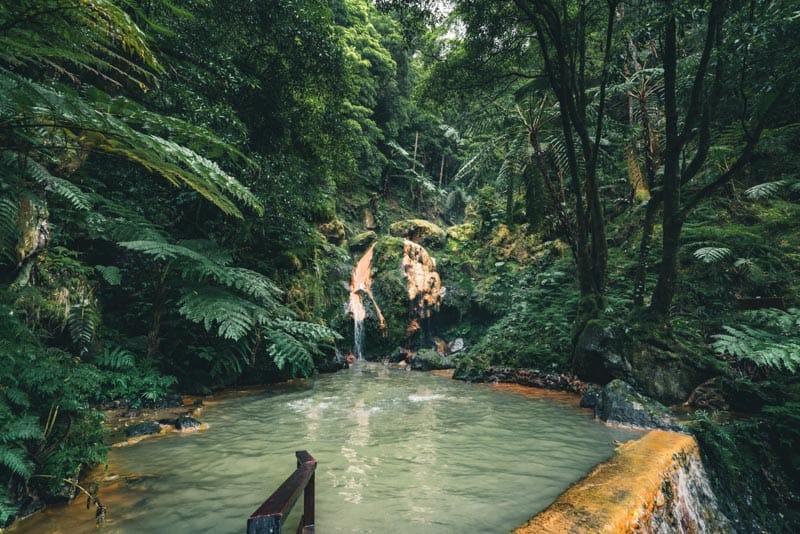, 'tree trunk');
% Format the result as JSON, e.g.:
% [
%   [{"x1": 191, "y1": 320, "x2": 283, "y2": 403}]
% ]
[
  {"x1": 146, "y1": 265, "x2": 169, "y2": 360},
  {"x1": 505, "y1": 171, "x2": 514, "y2": 226},
  {"x1": 632, "y1": 192, "x2": 659, "y2": 307},
  {"x1": 648, "y1": 5, "x2": 681, "y2": 318}
]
